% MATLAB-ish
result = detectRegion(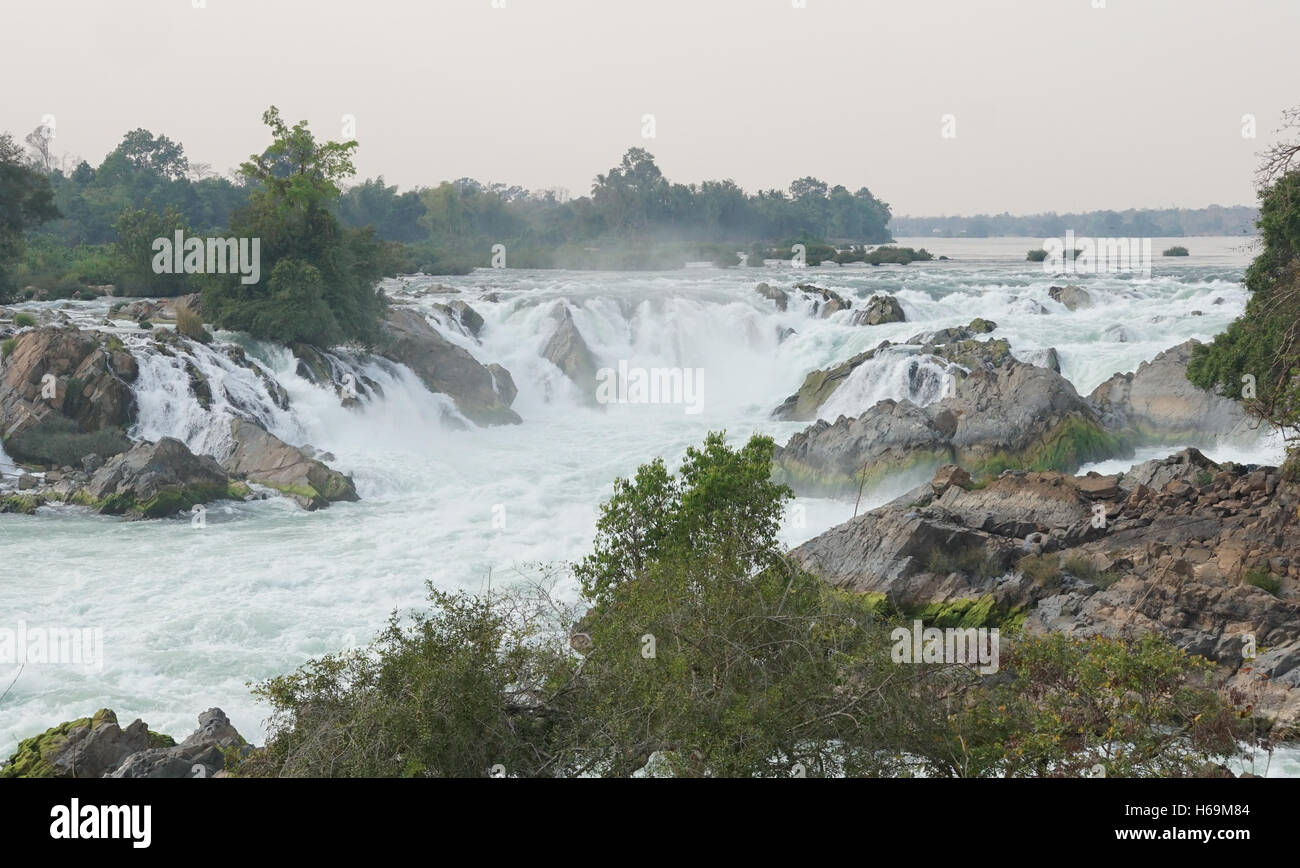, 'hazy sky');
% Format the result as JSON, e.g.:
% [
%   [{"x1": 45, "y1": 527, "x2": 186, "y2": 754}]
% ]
[{"x1": 4, "y1": 0, "x2": 1297, "y2": 215}]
